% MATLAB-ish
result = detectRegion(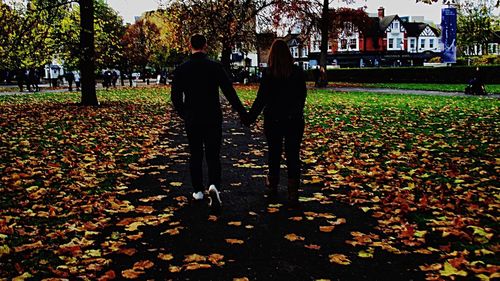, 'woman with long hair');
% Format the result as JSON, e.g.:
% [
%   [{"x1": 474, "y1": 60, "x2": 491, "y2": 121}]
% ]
[{"x1": 244, "y1": 39, "x2": 307, "y2": 206}]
